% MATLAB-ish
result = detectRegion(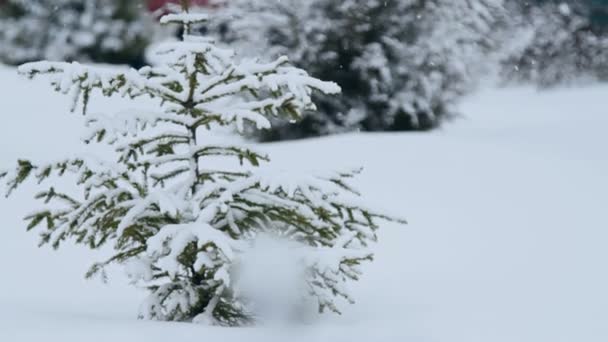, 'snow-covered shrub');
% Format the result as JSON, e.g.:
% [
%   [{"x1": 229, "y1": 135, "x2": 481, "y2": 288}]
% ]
[
  {"x1": 1, "y1": 5, "x2": 403, "y2": 326},
  {"x1": 210, "y1": 0, "x2": 507, "y2": 140},
  {"x1": 501, "y1": 1, "x2": 608, "y2": 87},
  {"x1": 0, "y1": 0, "x2": 157, "y2": 66}
]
